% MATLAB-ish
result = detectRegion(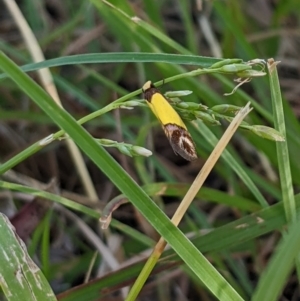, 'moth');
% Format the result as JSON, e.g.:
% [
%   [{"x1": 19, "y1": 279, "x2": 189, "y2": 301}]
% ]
[{"x1": 142, "y1": 81, "x2": 197, "y2": 161}]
